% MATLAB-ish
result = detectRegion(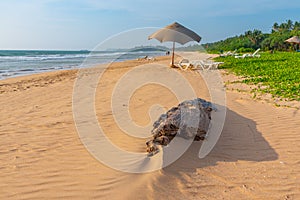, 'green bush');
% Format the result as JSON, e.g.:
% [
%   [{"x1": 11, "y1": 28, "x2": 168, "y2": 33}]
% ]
[
  {"x1": 215, "y1": 52, "x2": 300, "y2": 101},
  {"x1": 204, "y1": 20, "x2": 300, "y2": 52},
  {"x1": 237, "y1": 47, "x2": 255, "y2": 53}
]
